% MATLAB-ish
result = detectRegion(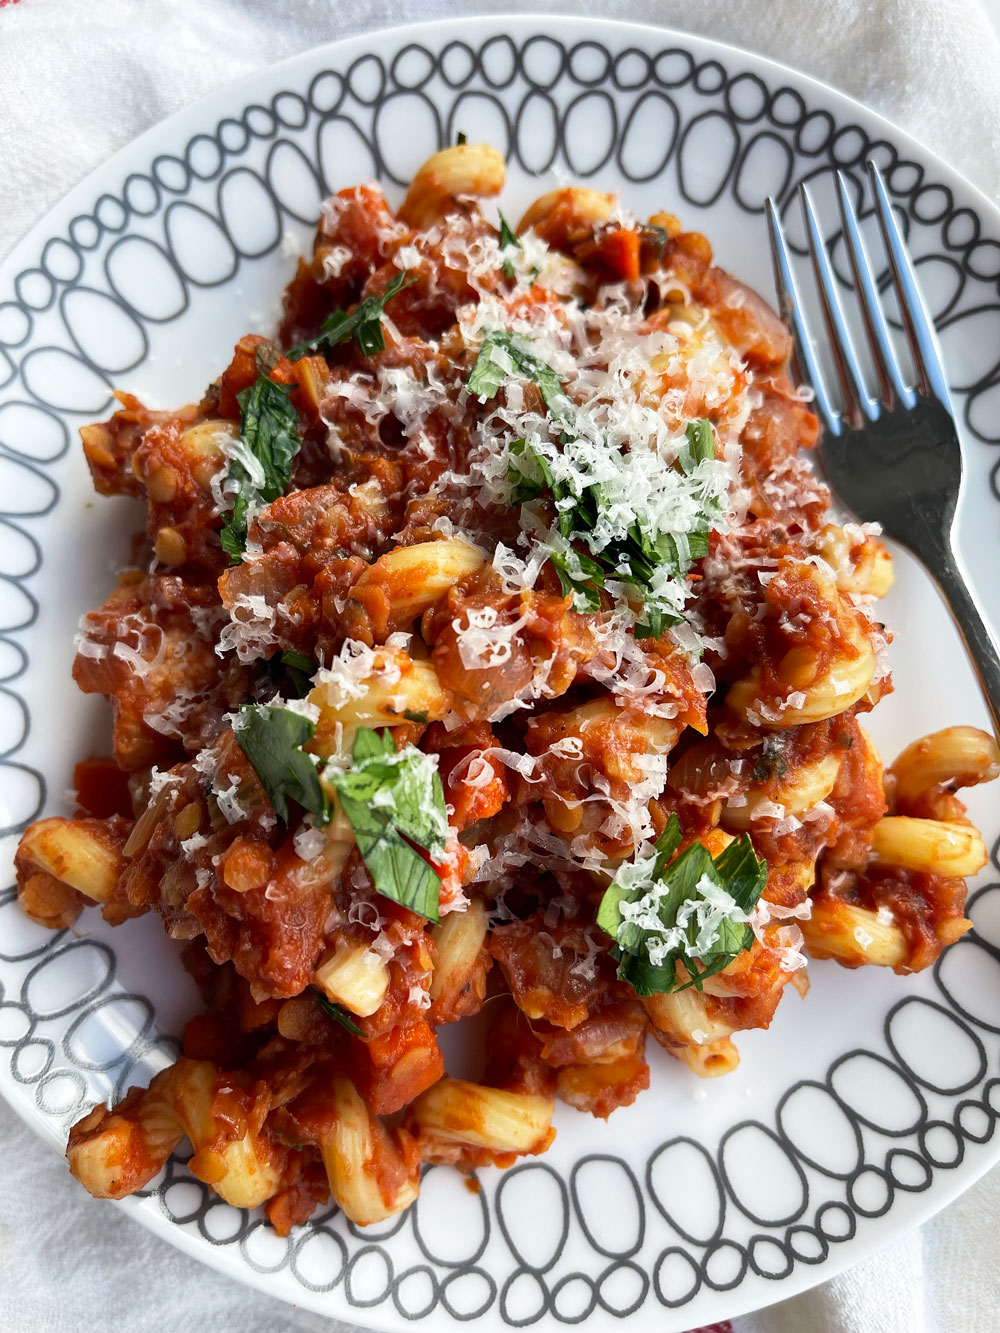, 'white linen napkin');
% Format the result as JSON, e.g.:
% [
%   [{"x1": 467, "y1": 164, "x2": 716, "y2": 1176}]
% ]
[{"x1": 1, "y1": 2, "x2": 998, "y2": 1331}]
